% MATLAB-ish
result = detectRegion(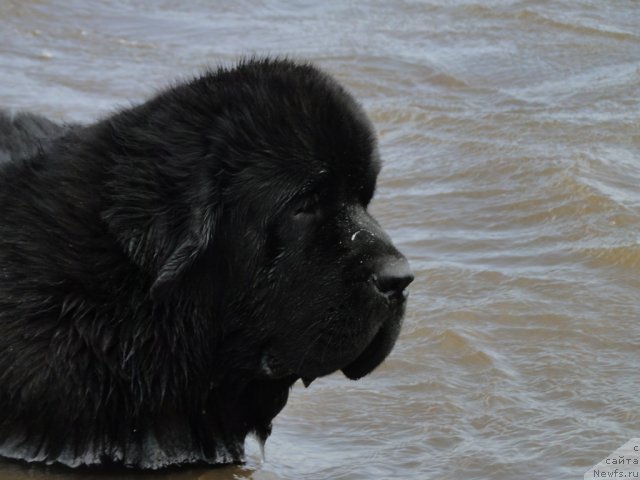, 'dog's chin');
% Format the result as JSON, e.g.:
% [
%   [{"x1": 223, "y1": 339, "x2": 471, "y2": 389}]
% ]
[
  {"x1": 341, "y1": 312, "x2": 404, "y2": 380},
  {"x1": 260, "y1": 304, "x2": 405, "y2": 385}
]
